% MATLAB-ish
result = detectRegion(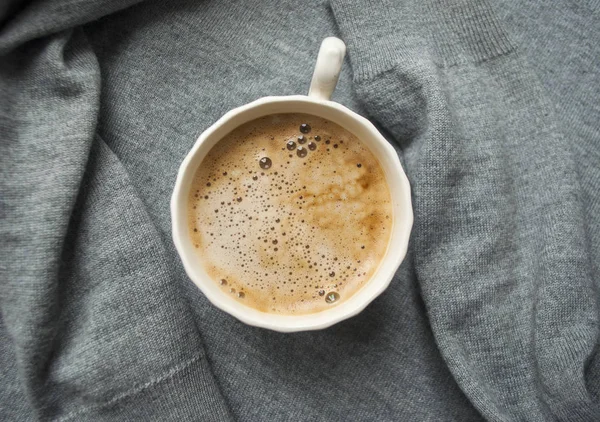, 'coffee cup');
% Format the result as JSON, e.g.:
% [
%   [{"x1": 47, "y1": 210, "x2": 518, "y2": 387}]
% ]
[{"x1": 171, "y1": 37, "x2": 413, "y2": 332}]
